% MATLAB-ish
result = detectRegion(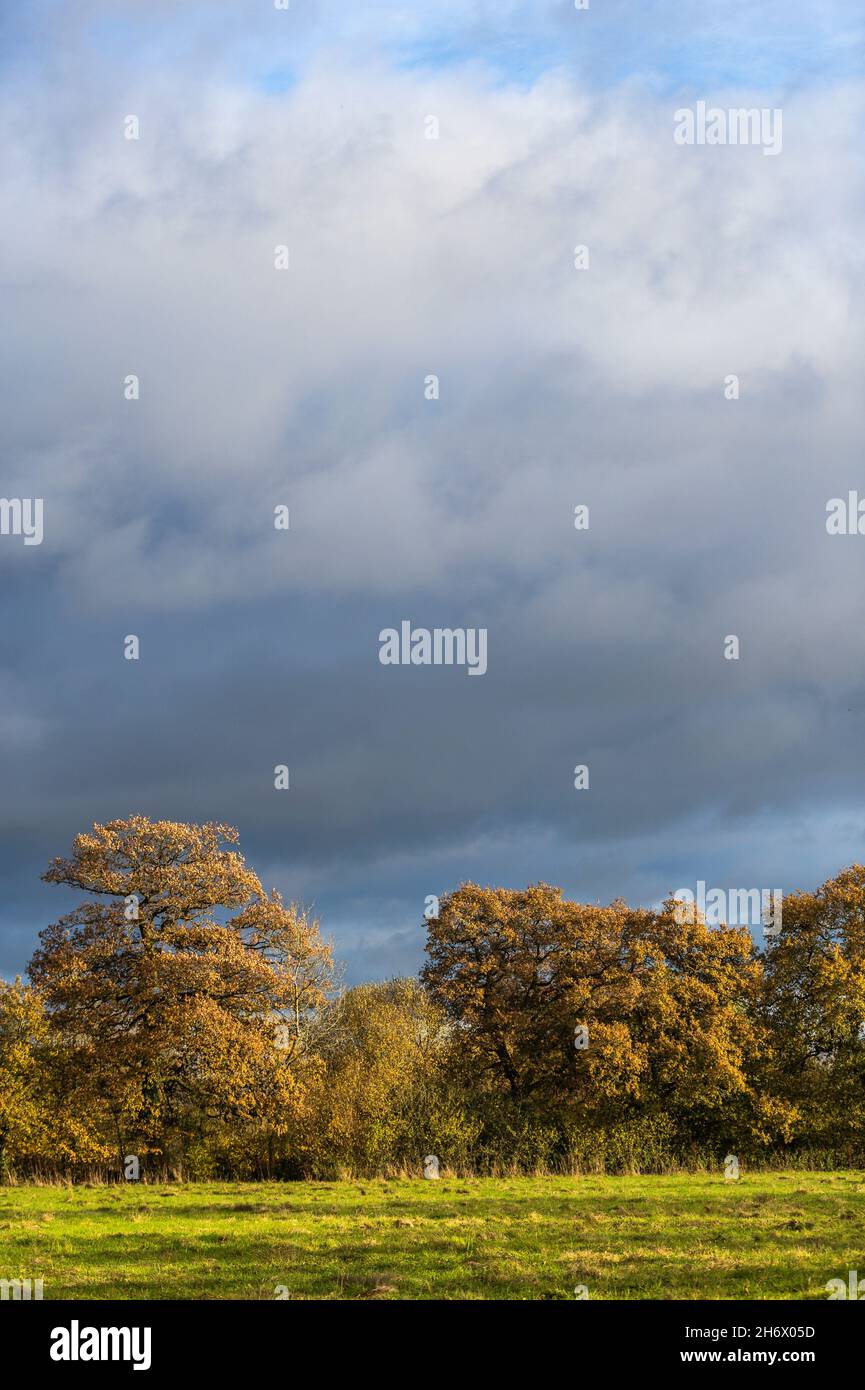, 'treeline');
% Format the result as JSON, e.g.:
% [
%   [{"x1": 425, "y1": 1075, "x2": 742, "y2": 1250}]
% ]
[{"x1": 2, "y1": 818, "x2": 865, "y2": 1181}]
